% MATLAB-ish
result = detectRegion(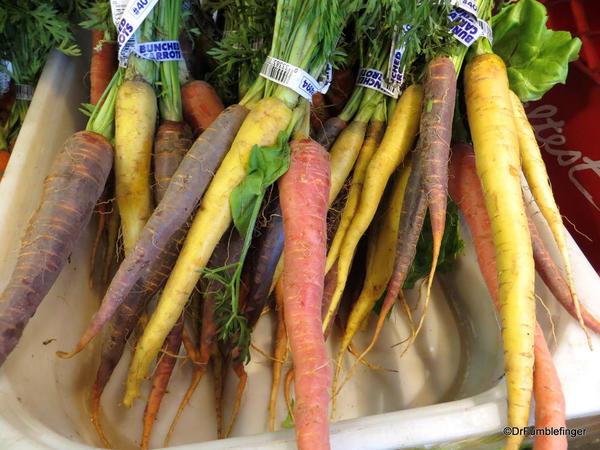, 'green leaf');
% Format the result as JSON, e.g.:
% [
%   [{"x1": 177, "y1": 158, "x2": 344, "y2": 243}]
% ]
[
  {"x1": 492, "y1": 0, "x2": 581, "y2": 101},
  {"x1": 230, "y1": 131, "x2": 290, "y2": 238}
]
